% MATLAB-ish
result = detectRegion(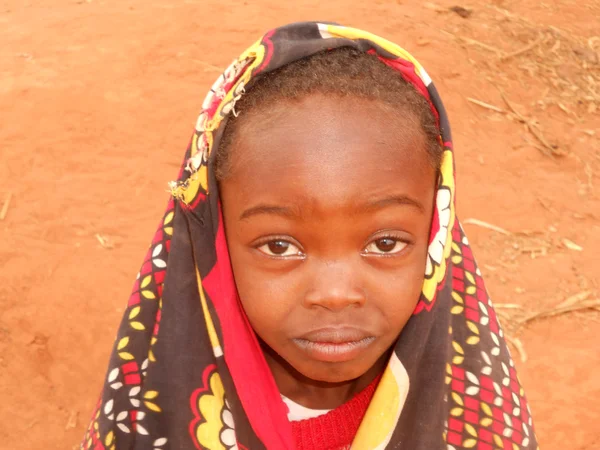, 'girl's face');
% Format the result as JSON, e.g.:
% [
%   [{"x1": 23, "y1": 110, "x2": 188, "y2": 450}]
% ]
[{"x1": 220, "y1": 94, "x2": 436, "y2": 384}]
